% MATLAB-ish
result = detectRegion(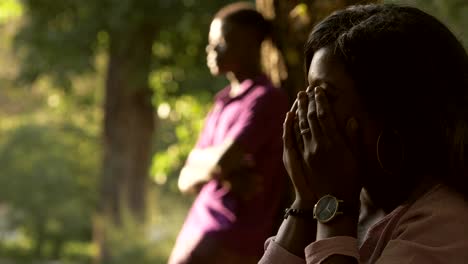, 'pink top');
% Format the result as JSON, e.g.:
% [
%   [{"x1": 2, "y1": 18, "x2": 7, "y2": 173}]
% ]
[{"x1": 259, "y1": 184, "x2": 468, "y2": 263}]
